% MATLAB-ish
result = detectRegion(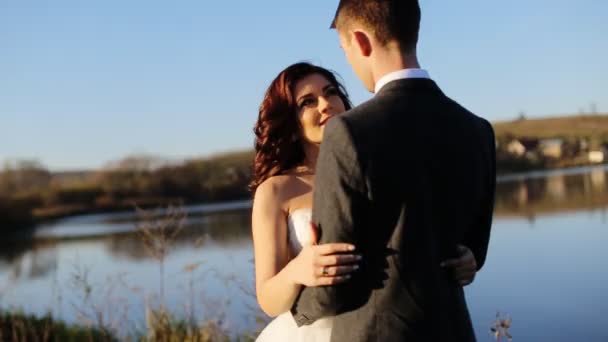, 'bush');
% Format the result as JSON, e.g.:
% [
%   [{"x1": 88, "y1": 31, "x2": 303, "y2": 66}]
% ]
[
  {"x1": 44, "y1": 184, "x2": 104, "y2": 206},
  {"x1": 0, "y1": 196, "x2": 35, "y2": 232}
]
